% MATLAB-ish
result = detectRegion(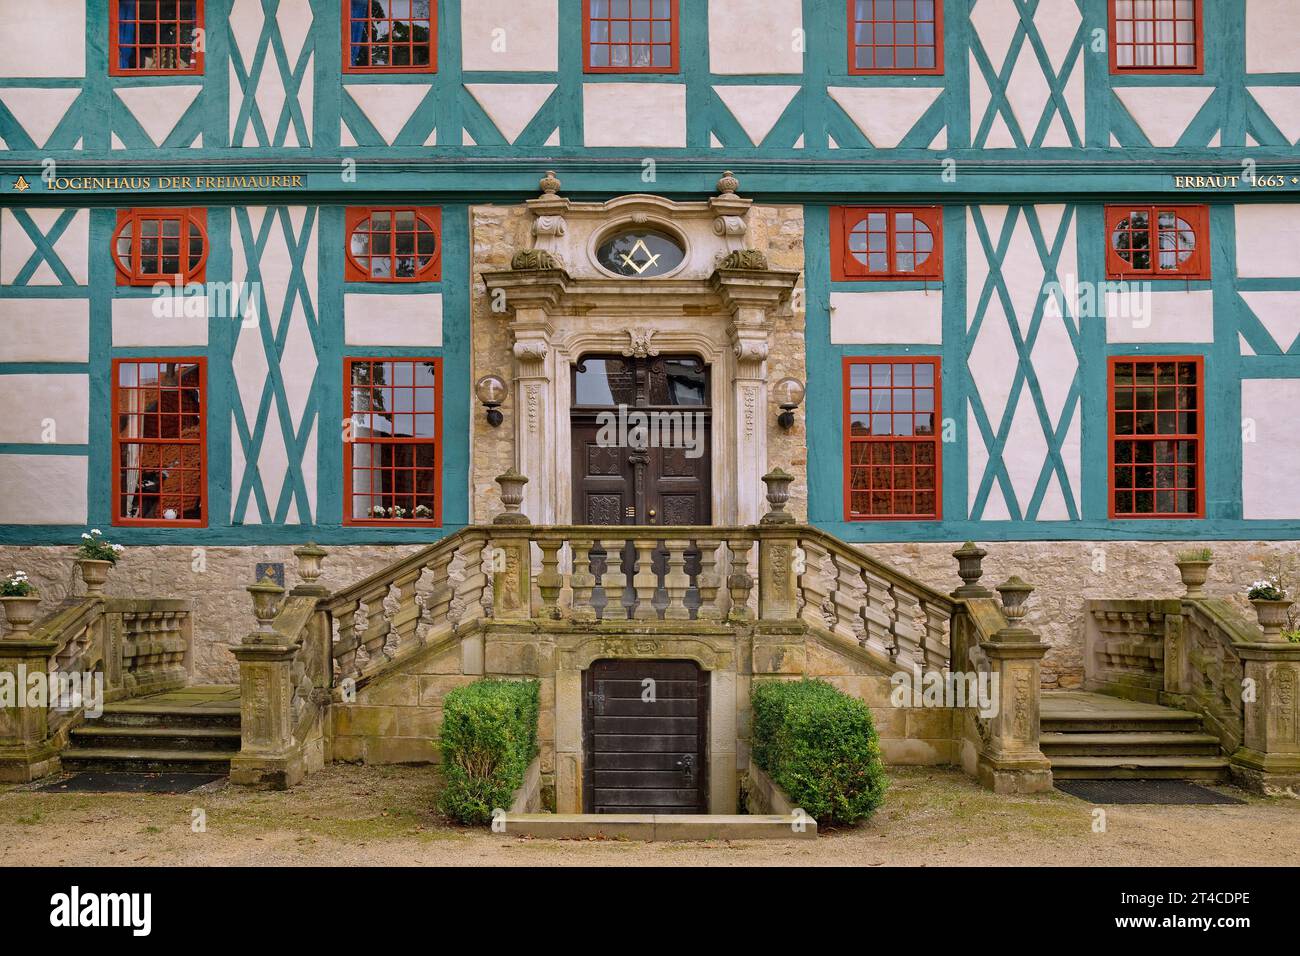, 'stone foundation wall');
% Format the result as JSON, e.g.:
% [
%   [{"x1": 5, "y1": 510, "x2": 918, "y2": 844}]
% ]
[
  {"x1": 1, "y1": 538, "x2": 1290, "y2": 690},
  {"x1": 863, "y1": 539, "x2": 1298, "y2": 689},
  {"x1": 0, "y1": 544, "x2": 427, "y2": 683}
]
